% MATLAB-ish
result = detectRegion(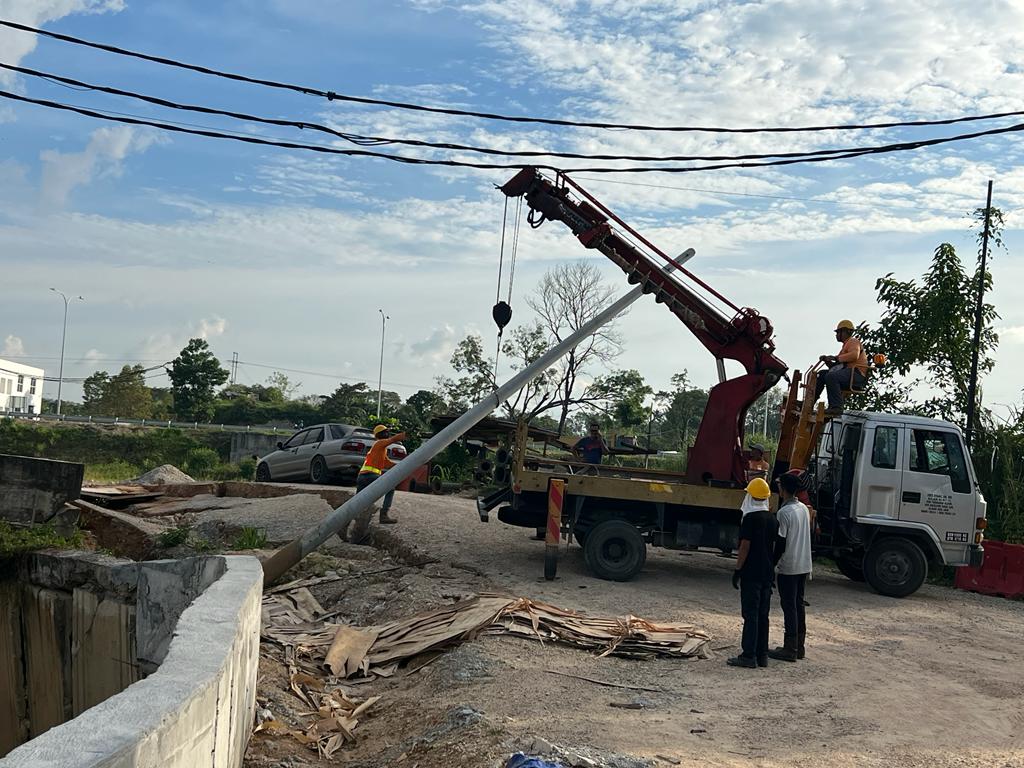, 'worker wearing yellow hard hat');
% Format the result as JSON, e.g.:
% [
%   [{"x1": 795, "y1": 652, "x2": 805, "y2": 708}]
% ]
[{"x1": 815, "y1": 319, "x2": 868, "y2": 415}]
